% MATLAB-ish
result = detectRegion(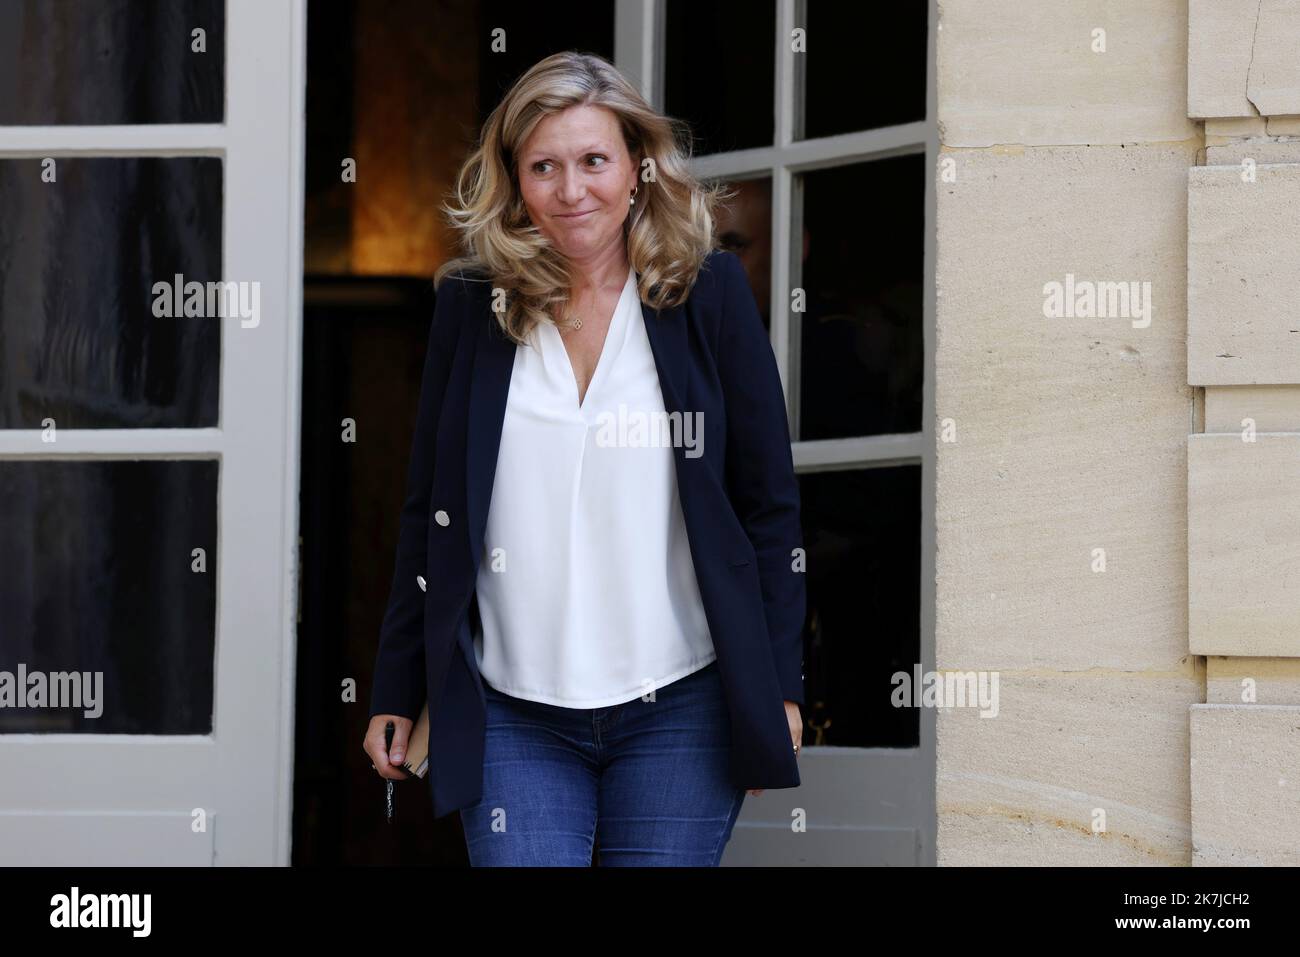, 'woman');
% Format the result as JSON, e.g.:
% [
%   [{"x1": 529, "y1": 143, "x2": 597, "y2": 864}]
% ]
[{"x1": 363, "y1": 51, "x2": 806, "y2": 866}]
